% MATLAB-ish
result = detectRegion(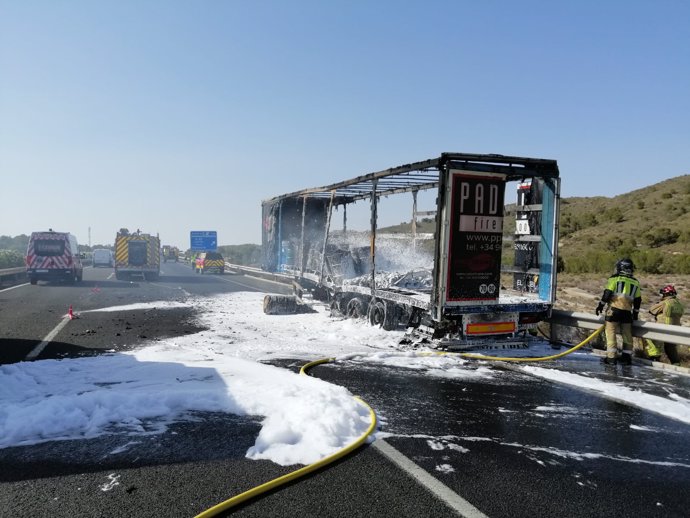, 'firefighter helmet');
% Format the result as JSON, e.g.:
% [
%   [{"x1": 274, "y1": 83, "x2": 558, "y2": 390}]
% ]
[
  {"x1": 615, "y1": 258, "x2": 634, "y2": 276},
  {"x1": 659, "y1": 284, "x2": 677, "y2": 297}
]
